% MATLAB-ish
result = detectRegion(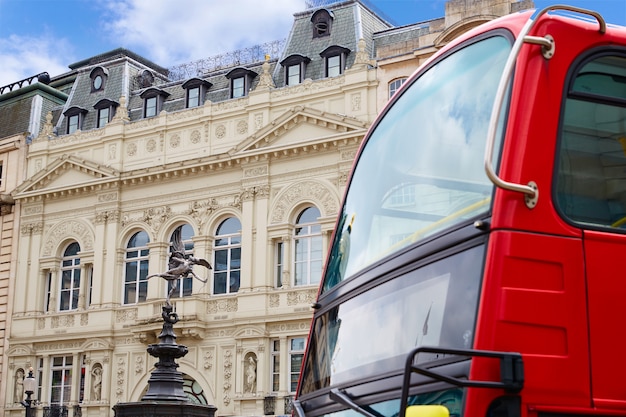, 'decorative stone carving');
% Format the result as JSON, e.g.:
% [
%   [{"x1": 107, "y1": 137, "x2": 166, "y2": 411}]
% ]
[
  {"x1": 244, "y1": 353, "x2": 257, "y2": 393},
  {"x1": 271, "y1": 181, "x2": 338, "y2": 224},
  {"x1": 111, "y1": 95, "x2": 130, "y2": 122},
  {"x1": 43, "y1": 220, "x2": 94, "y2": 255},
  {"x1": 255, "y1": 59, "x2": 275, "y2": 90},
  {"x1": 190, "y1": 130, "x2": 201, "y2": 144},
  {"x1": 287, "y1": 289, "x2": 317, "y2": 306},
  {"x1": 269, "y1": 294, "x2": 279, "y2": 308},
  {"x1": 223, "y1": 350, "x2": 233, "y2": 405},
  {"x1": 203, "y1": 349, "x2": 214, "y2": 370},
  {"x1": 236, "y1": 119, "x2": 248, "y2": 135}
]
